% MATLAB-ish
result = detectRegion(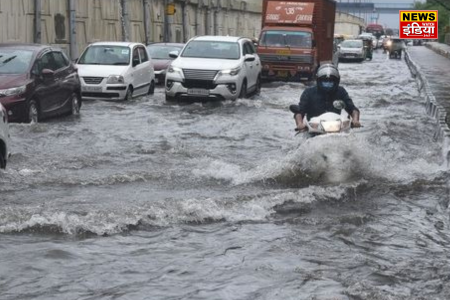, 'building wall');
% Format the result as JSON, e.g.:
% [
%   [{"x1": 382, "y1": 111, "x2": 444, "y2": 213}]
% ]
[
  {"x1": 335, "y1": 11, "x2": 365, "y2": 37},
  {"x1": 0, "y1": 0, "x2": 262, "y2": 59},
  {"x1": 0, "y1": 1, "x2": 370, "y2": 59},
  {"x1": 0, "y1": 0, "x2": 34, "y2": 44}
]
